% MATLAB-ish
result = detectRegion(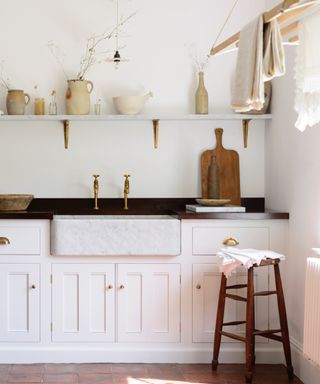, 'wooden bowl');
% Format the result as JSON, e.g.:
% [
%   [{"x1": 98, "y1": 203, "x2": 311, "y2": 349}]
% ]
[
  {"x1": 196, "y1": 198, "x2": 231, "y2": 207},
  {"x1": 0, "y1": 194, "x2": 34, "y2": 211}
]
